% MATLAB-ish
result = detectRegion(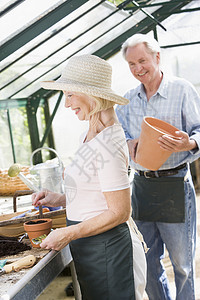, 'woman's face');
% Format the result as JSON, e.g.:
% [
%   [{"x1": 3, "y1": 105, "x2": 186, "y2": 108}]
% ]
[{"x1": 64, "y1": 91, "x2": 95, "y2": 121}]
